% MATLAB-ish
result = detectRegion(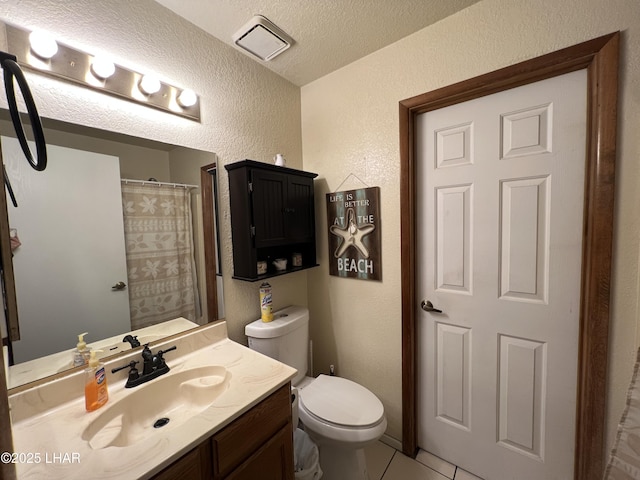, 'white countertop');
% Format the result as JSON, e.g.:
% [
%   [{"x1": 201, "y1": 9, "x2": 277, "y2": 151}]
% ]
[{"x1": 8, "y1": 321, "x2": 296, "y2": 479}]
